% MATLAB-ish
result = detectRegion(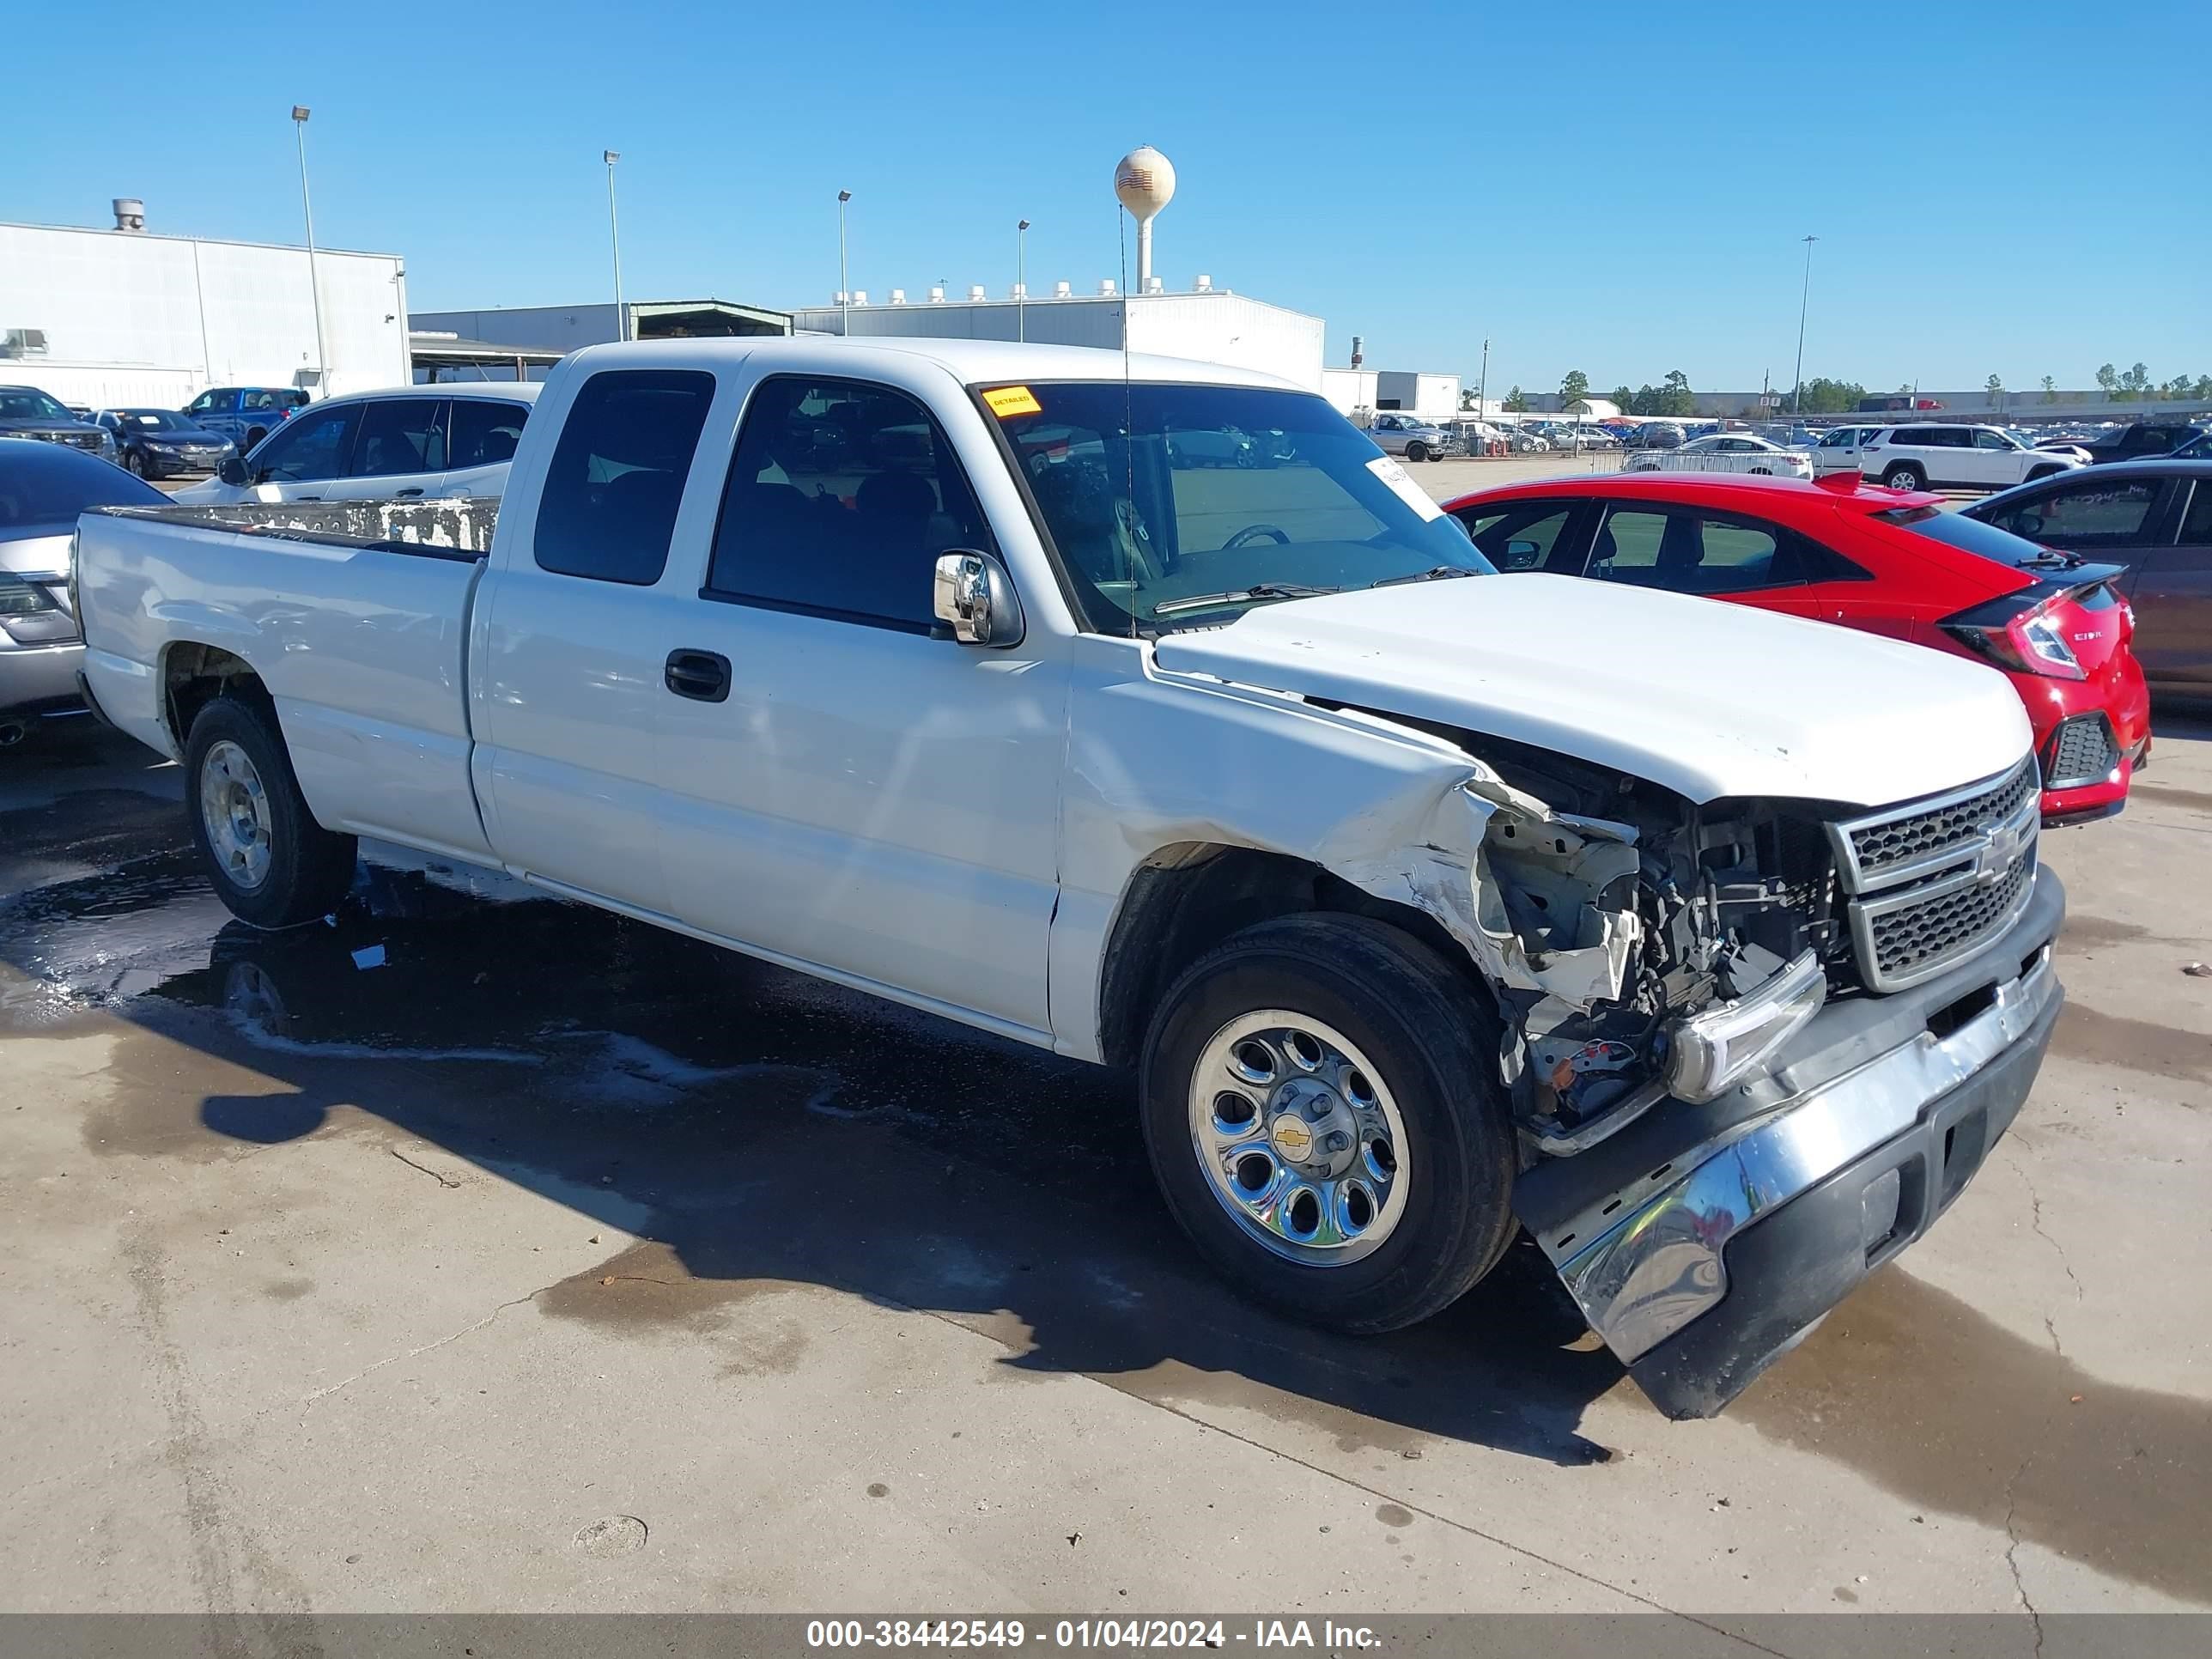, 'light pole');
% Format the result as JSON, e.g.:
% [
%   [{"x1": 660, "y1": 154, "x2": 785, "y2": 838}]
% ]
[
  {"x1": 1017, "y1": 219, "x2": 1030, "y2": 343},
  {"x1": 837, "y1": 190, "x2": 853, "y2": 336},
  {"x1": 1477, "y1": 337, "x2": 1490, "y2": 428},
  {"x1": 603, "y1": 150, "x2": 626, "y2": 343},
  {"x1": 291, "y1": 106, "x2": 329, "y2": 397},
  {"x1": 1790, "y1": 234, "x2": 1818, "y2": 418}
]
